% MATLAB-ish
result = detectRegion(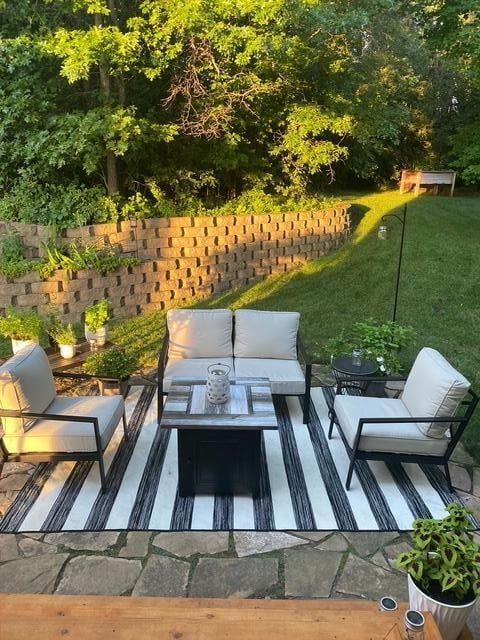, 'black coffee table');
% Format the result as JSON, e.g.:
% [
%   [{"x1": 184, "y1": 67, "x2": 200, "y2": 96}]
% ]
[
  {"x1": 331, "y1": 356, "x2": 377, "y2": 395},
  {"x1": 159, "y1": 377, "x2": 278, "y2": 496}
]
